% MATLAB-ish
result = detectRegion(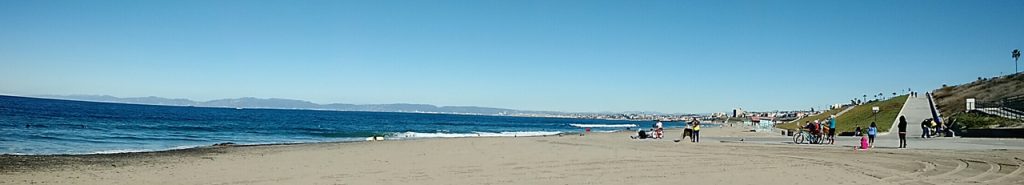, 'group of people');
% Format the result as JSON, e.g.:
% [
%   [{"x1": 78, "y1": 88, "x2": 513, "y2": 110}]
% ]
[
  {"x1": 680, "y1": 119, "x2": 701, "y2": 143},
  {"x1": 803, "y1": 114, "x2": 944, "y2": 150},
  {"x1": 853, "y1": 122, "x2": 879, "y2": 148},
  {"x1": 921, "y1": 118, "x2": 950, "y2": 138},
  {"x1": 632, "y1": 121, "x2": 664, "y2": 139},
  {"x1": 627, "y1": 113, "x2": 945, "y2": 150},
  {"x1": 799, "y1": 115, "x2": 889, "y2": 150},
  {"x1": 801, "y1": 115, "x2": 837, "y2": 145},
  {"x1": 631, "y1": 119, "x2": 701, "y2": 143},
  {"x1": 825, "y1": 115, "x2": 910, "y2": 149},
  {"x1": 853, "y1": 122, "x2": 880, "y2": 150}
]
